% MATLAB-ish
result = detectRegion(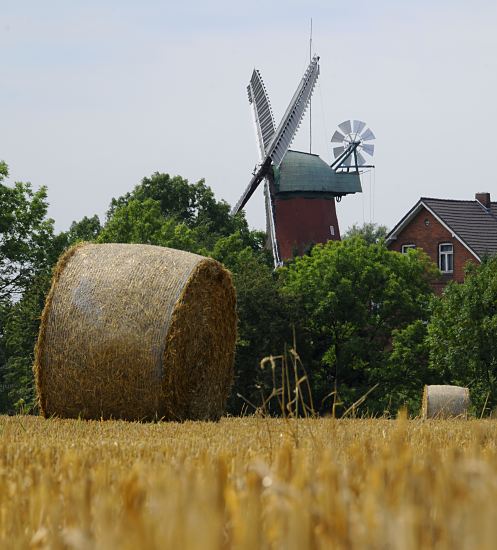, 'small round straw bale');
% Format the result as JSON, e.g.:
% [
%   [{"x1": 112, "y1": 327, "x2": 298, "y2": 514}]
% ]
[
  {"x1": 35, "y1": 243, "x2": 237, "y2": 421},
  {"x1": 421, "y1": 385, "x2": 470, "y2": 419}
]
